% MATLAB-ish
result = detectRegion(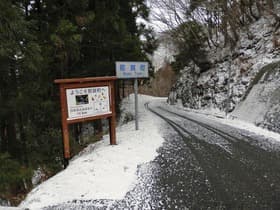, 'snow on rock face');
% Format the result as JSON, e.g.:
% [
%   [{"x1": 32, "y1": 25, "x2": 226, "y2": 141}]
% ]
[
  {"x1": 232, "y1": 61, "x2": 280, "y2": 133},
  {"x1": 168, "y1": 14, "x2": 280, "y2": 133},
  {"x1": 262, "y1": 104, "x2": 280, "y2": 132}
]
